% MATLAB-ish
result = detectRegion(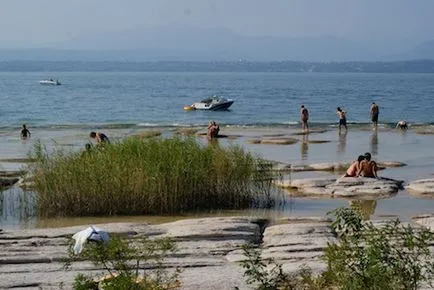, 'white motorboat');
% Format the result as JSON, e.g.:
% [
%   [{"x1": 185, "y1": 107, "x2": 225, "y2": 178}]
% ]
[
  {"x1": 39, "y1": 79, "x2": 61, "y2": 85},
  {"x1": 185, "y1": 96, "x2": 234, "y2": 111}
]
